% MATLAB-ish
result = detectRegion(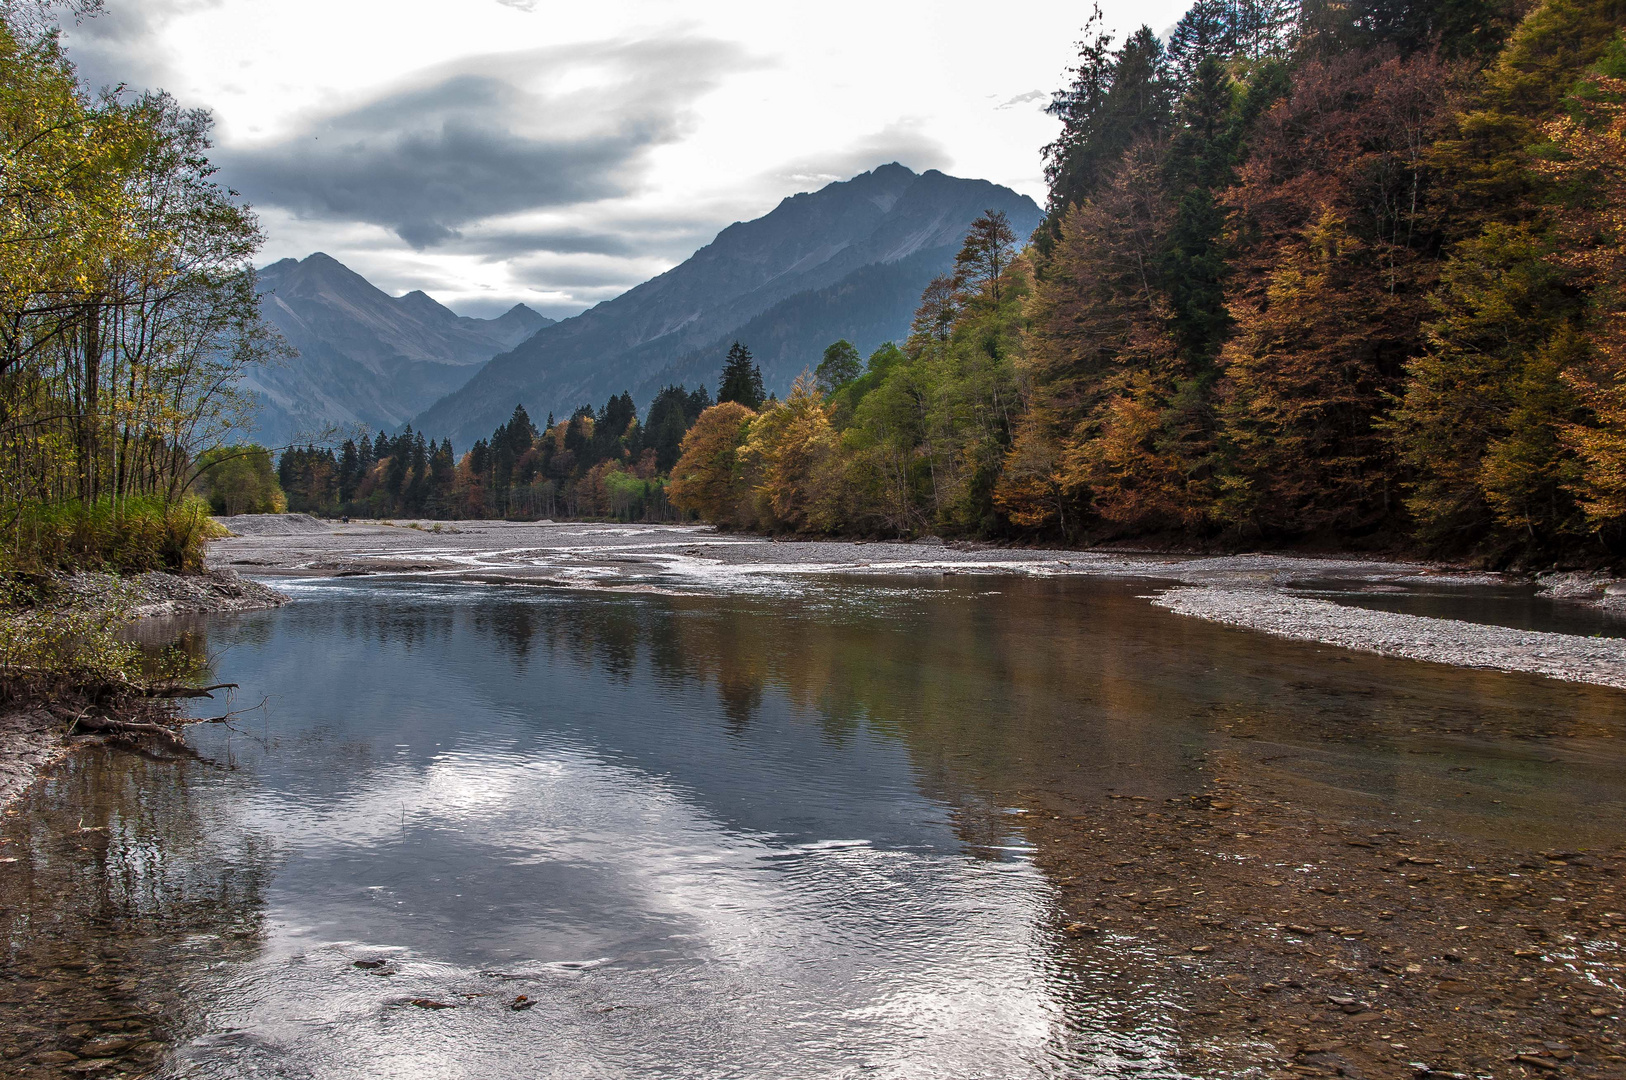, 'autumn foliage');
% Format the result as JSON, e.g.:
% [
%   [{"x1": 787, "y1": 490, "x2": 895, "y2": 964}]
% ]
[{"x1": 670, "y1": 0, "x2": 1626, "y2": 564}]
